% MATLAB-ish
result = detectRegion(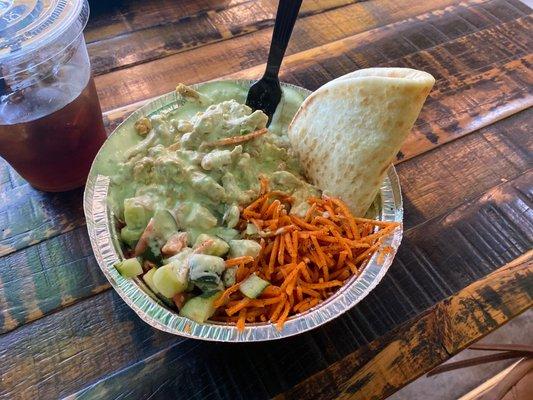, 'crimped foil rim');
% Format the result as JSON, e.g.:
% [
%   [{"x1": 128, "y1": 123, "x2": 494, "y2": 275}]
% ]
[{"x1": 83, "y1": 80, "x2": 403, "y2": 342}]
